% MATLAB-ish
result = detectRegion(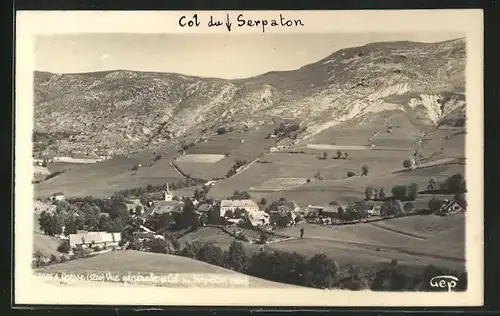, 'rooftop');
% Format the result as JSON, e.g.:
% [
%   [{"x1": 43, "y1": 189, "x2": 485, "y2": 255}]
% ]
[{"x1": 220, "y1": 199, "x2": 258, "y2": 208}]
